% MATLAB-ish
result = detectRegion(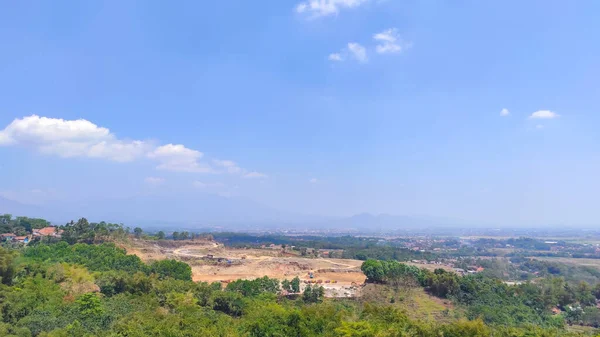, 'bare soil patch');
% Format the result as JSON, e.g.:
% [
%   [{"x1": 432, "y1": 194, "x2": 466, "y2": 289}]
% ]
[{"x1": 124, "y1": 240, "x2": 367, "y2": 293}]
